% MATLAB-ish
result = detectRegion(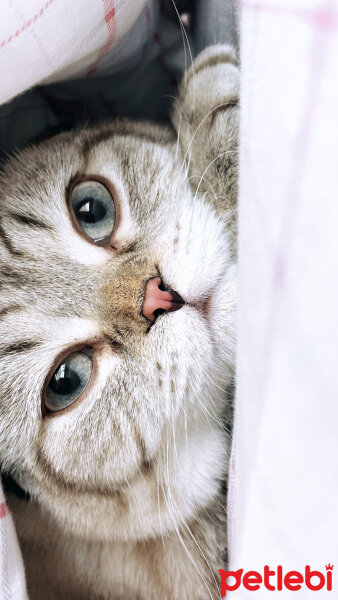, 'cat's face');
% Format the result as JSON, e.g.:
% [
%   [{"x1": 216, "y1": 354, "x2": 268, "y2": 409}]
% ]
[{"x1": 0, "y1": 121, "x2": 235, "y2": 541}]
